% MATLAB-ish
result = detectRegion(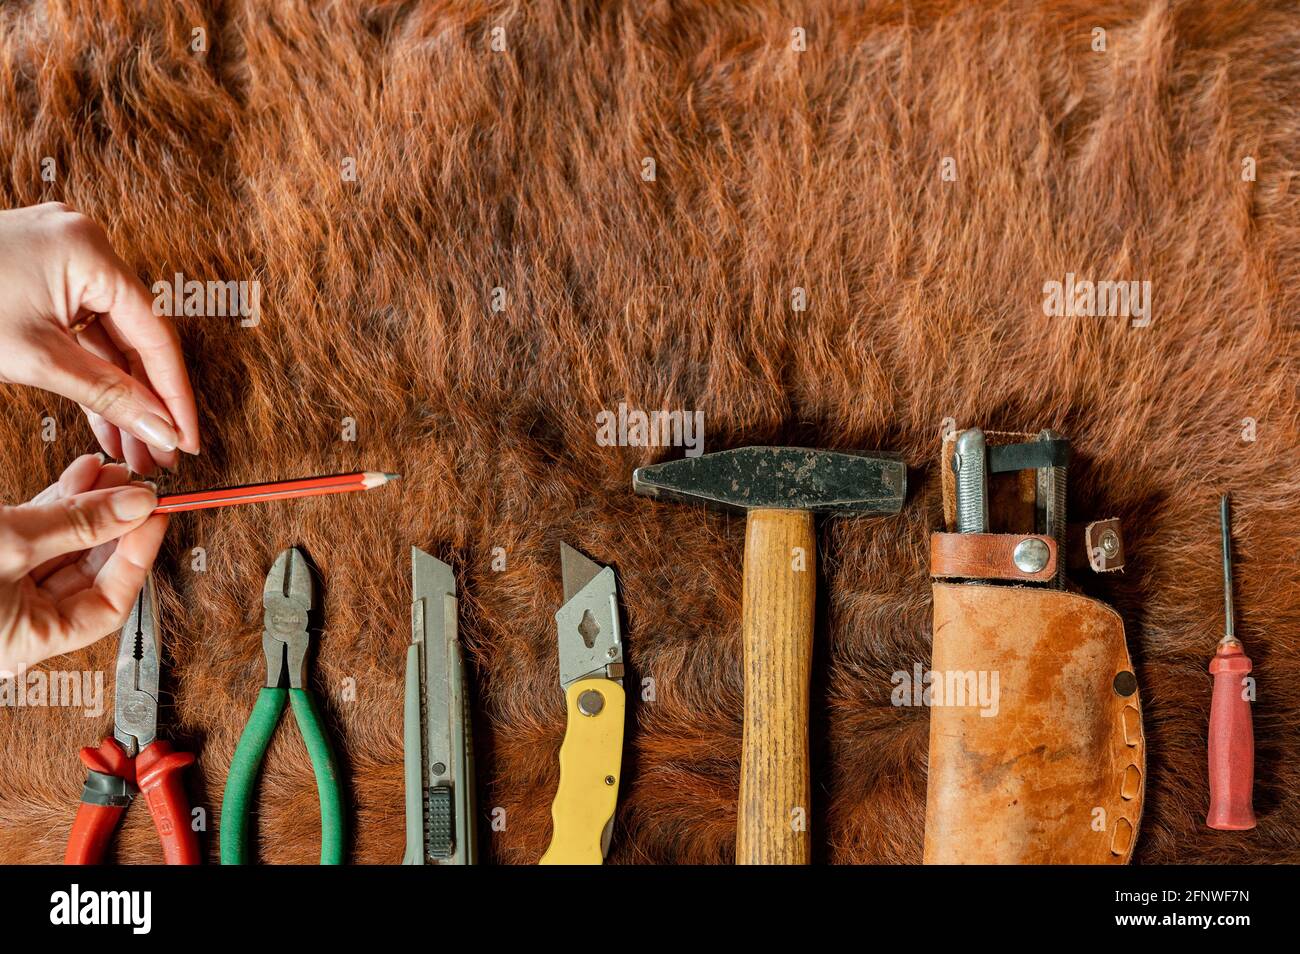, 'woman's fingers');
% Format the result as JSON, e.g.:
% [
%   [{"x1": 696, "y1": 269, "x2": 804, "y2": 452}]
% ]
[
  {"x1": 121, "y1": 430, "x2": 160, "y2": 476},
  {"x1": 74, "y1": 321, "x2": 172, "y2": 473},
  {"x1": 81, "y1": 408, "x2": 125, "y2": 462},
  {"x1": 91, "y1": 463, "x2": 132, "y2": 492},
  {"x1": 0, "y1": 484, "x2": 157, "y2": 580},
  {"x1": 57, "y1": 452, "x2": 107, "y2": 496},
  {"x1": 27, "y1": 453, "x2": 112, "y2": 579},
  {"x1": 38, "y1": 535, "x2": 118, "y2": 601},
  {"x1": 38, "y1": 552, "x2": 101, "y2": 602},
  {"x1": 98, "y1": 317, "x2": 183, "y2": 472},
  {"x1": 30, "y1": 327, "x2": 180, "y2": 459},
  {"x1": 0, "y1": 204, "x2": 199, "y2": 466},
  {"x1": 51, "y1": 514, "x2": 167, "y2": 656},
  {"x1": 74, "y1": 232, "x2": 200, "y2": 456},
  {"x1": 29, "y1": 464, "x2": 134, "y2": 583},
  {"x1": 27, "y1": 452, "x2": 103, "y2": 507}
]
